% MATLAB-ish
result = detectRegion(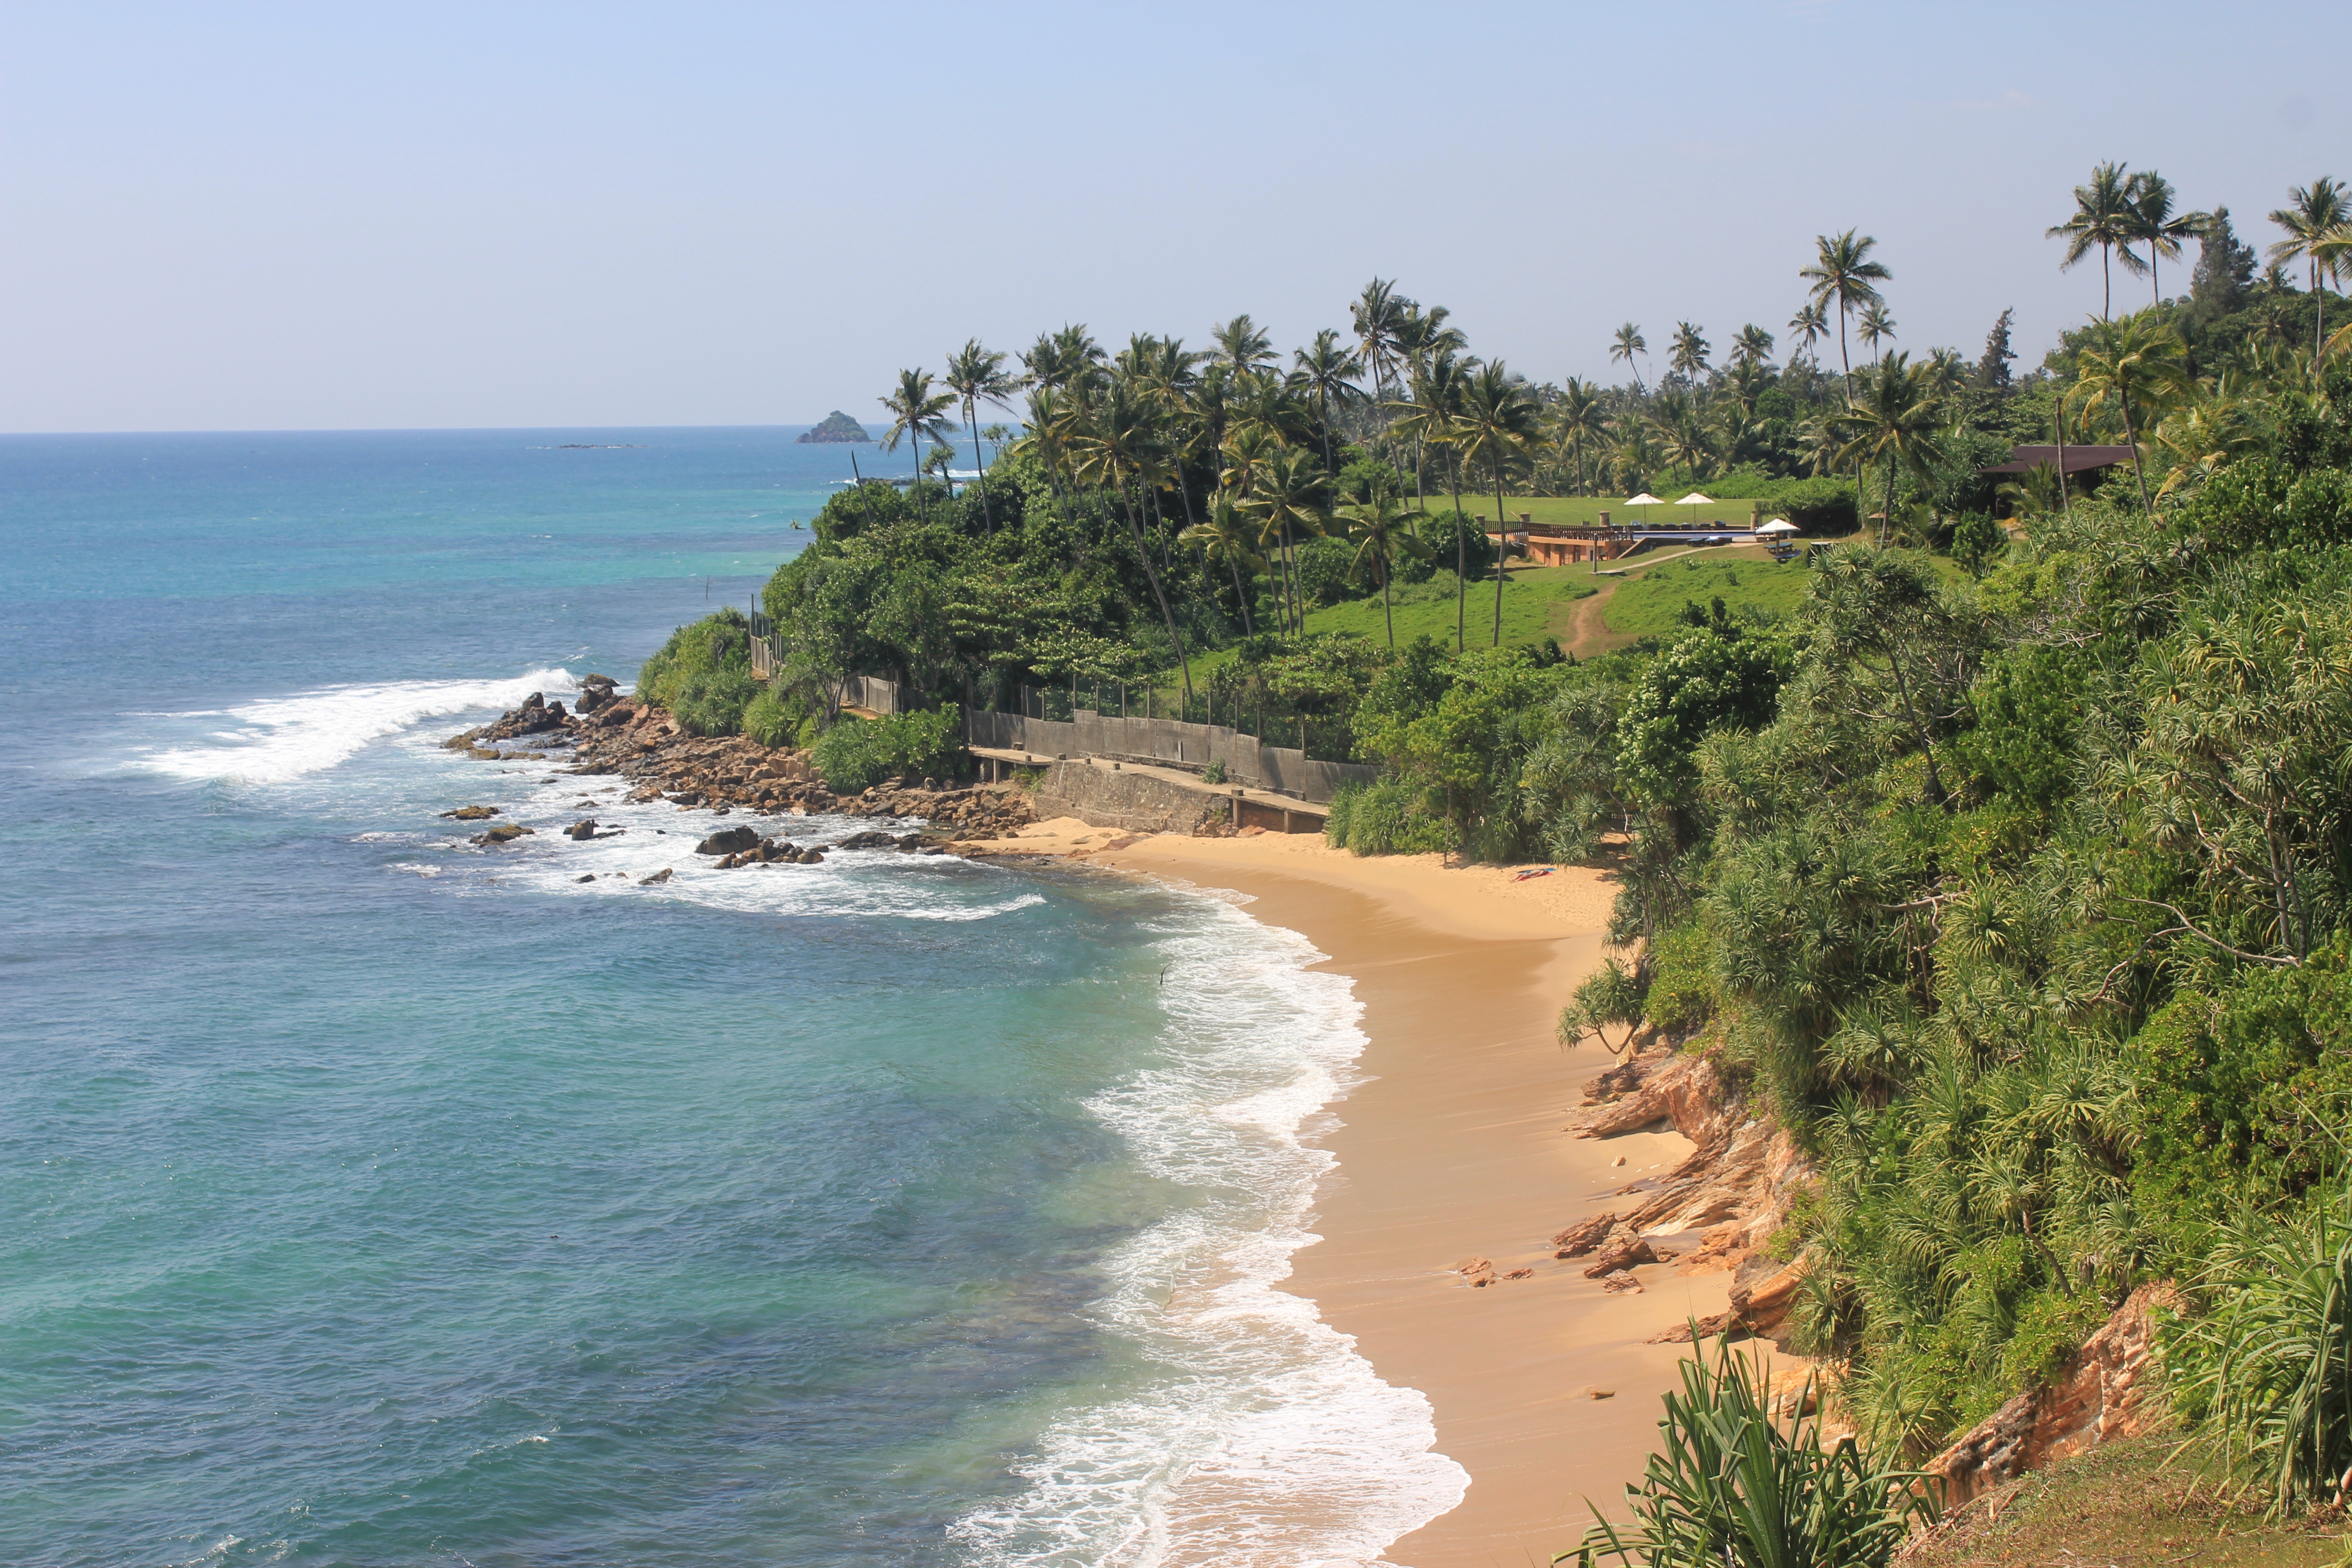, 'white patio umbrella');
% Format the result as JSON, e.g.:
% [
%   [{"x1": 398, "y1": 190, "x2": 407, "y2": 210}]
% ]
[
  {"x1": 1755, "y1": 518, "x2": 1799, "y2": 535},
  {"x1": 1672, "y1": 491, "x2": 1715, "y2": 529},
  {"x1": 1621, "y1": 492, "x2": 1665, "y2": 525}
]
